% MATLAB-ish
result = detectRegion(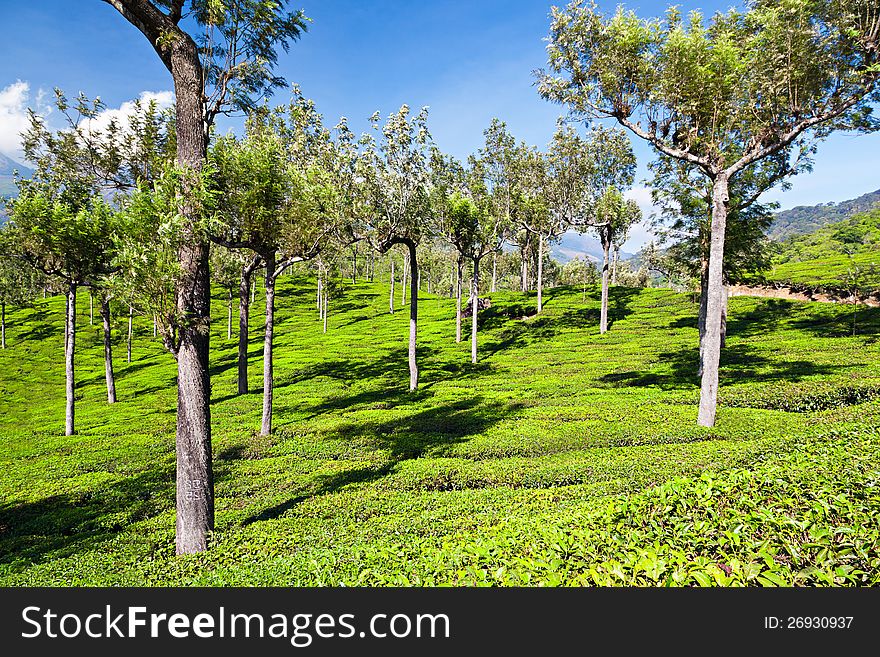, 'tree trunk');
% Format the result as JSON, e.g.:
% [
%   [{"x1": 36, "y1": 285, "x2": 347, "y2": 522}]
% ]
[
  {"x1": 261, "y1": 253, "x2": 276, "y2": 436},
  {"x1": 171, "y1": 43, "x2": 213, "y2": 556},
  {"x1": 600, "y1": 229, "x2": 610, "y2": 334},
  {"x1": 471, "y1": 257, "x2": 480, "y2": 364},
  {"x1": 491, "y1": 251, "x2": 498, "y2": 293},
  {"x1": 389, "y1": 258, "x2": 395, "y2": 314},
  {"x1": 720, "y1": 285, "x2": 728, "y2": 349},
  {"x1": 611, "y1": 244, "x2": 619, "y2": 285},
  {"x1": 351, "y1": 244, "x2": 357, "y2": 284},
  {"x1": 455, "y1": 256, "x2": 463, "y2": 343},
  {"x1": 537, "y1": 234, "x2": 544, "y2": 313},
  {"x1": 697, "y1": 256, "x2": 709, "y2": 376},
  {"x1": 369, "y1": 251, "x2": 374, "y2": 282},
  {"x1": 227, "y1": 290, "x2": 233, "y2": 340},
  {"x1": 323, "y1": 290, "x2": 328, "y2": 334},
  {"x1": 238, "y1": 259, "x2": 257, "y2": 395},
  {"x1": 127, "y1": 305, "x2": 133, "y2": 363},
  {"x1": 698, "y1": 174, "x2": 729, "y2": 428},
  {"x1": 65, "y1": 284, "x2": 76, "y2": 436},
  {"x1": 1, "y1": 301, "x2": 5, "y2": 349},
  {"x1": 402, "y1": 251, "x2": 409, "y2": 306},
  {"x1": 520, "y1": 246, "x2": 529, "y2": 292},
  {"x1": 101, "y1": 296, "x2": 117, "y2": 404},
  {"x1": 406, "y1": 241, "x2": 419, "y2": 391},
  {"x1": 153, "y1": 315, "x2": 158, "y2": 339}
]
